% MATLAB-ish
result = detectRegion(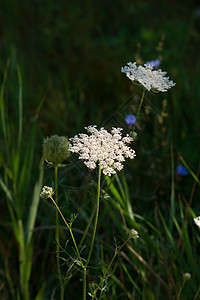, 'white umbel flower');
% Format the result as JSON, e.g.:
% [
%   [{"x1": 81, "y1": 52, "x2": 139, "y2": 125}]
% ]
[
  {"x1": 194, "y1": 216, "x2": 200, "y2": 228},
  {"x1": 121, "y1": 62, "x2": 176, "y2": 92},
  {"x1": 69, "y1": 126, "x2": 136, "y2": 176}
]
